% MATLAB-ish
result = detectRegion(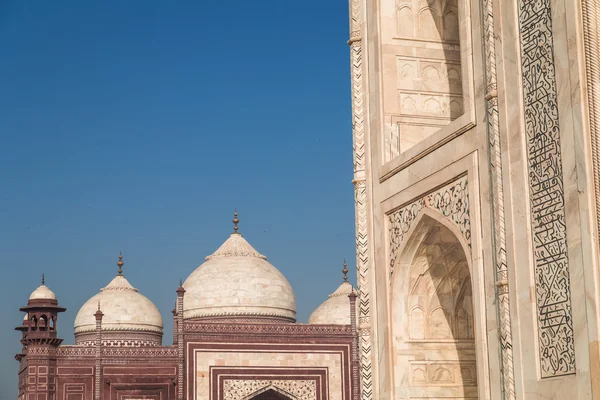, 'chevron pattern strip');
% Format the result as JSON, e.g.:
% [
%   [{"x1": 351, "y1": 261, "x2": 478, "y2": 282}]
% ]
[
  {"x1": 348, "y1": 0, "x2": 373, "y2": 397},
  {"x1": 354, "y1": 181, "x2": 372, "y2": 400},
  {"x1": 482, "y1": 0, "x2": 516, "y2": 393}
]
